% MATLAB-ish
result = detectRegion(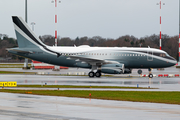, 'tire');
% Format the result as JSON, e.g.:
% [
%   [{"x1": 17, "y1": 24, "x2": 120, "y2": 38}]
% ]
[
  {"x1": 95, "y1": 72, "x2": 101, "y2": 77},
  {"x1": 88, "y1": 72, "x2": 95, "y2": 78},
  {"x1": 137, "y1": 69, "x2": 142, "y2": 74},
  {"x1": 148, "y1": 74, "x2": 153, "y2": 78}
]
